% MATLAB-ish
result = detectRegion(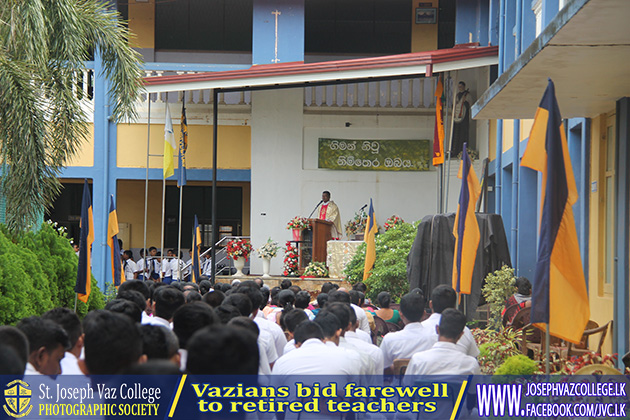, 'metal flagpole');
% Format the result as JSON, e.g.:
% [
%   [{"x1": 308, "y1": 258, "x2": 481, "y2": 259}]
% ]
[
  {"x1": 545, "y1": 326, "x2": 550, "y2": 374},
  {"x1": 143, "y1": 98, "x2": 151, "y2": 279},
  {"x1": 211, "y1": 89, "x2": 219, "y2": 285},
  {"x1": 444, "y1": 70, "x2": 459, "y2": 212},
  {"x1": 160, "y1": 176, "x2": 166, "y2": 281},
  {"x1": 177, "y1": 184, "x2": 183, "y2": 281}
]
